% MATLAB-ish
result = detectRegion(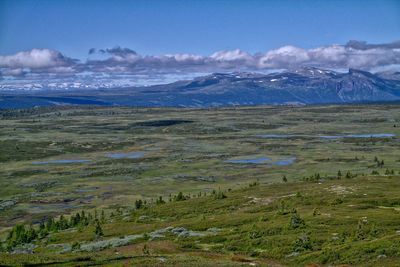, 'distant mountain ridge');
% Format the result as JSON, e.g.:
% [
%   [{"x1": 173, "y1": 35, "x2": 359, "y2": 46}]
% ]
[{"x1": 1, "y1": 68, "x2": 400, "y2": 108}]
